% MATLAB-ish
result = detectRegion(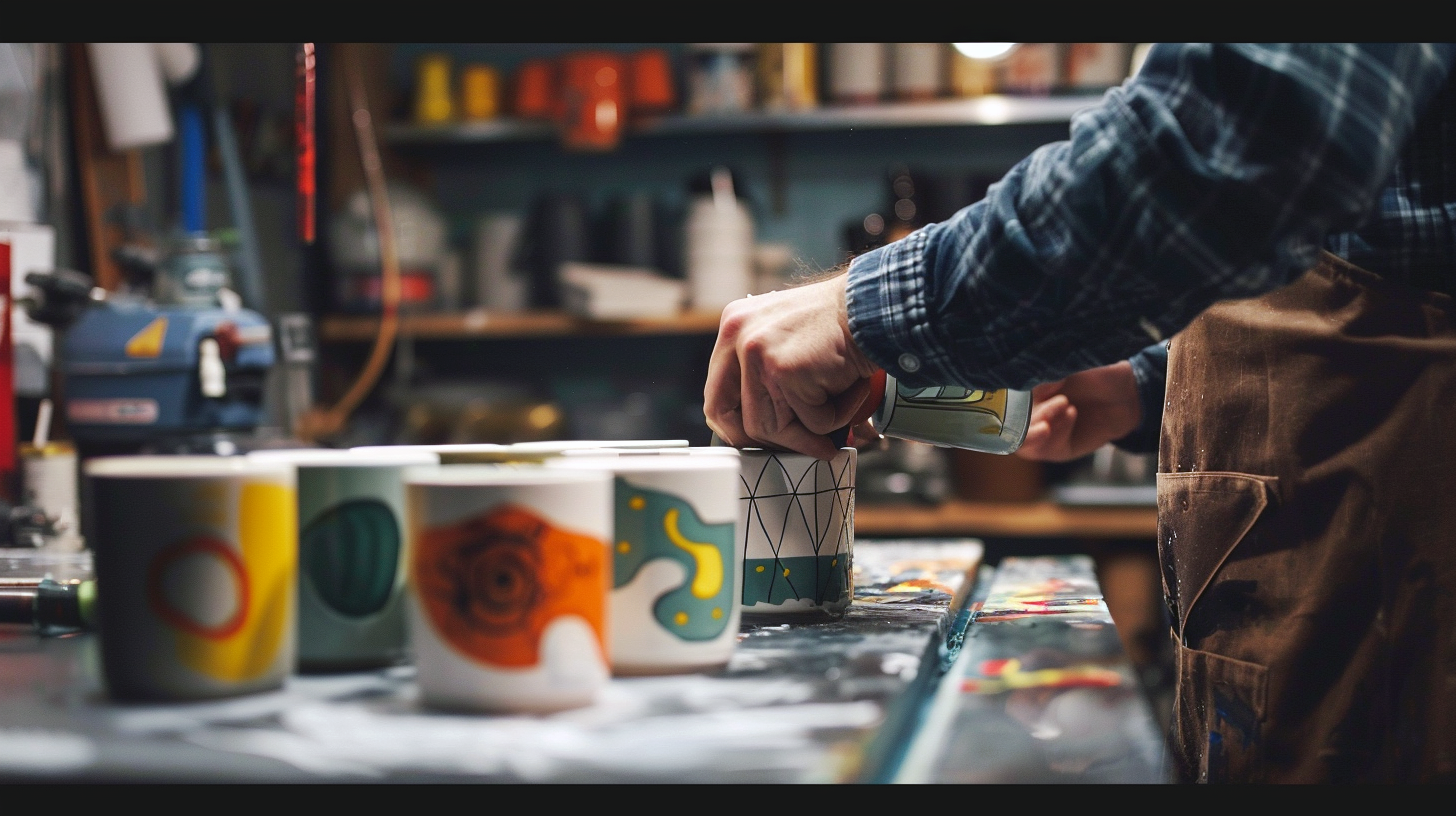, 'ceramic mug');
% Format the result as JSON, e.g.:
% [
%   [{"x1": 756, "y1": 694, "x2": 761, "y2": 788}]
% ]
[
  {"x1": 548, "y1": 450, "x2": 742, "y2": 674},
  {"x1": 405, "y1": 464, "x2": 613, "y2": 712},
  {"x1": 85, "y1": 455, "x2": 297, "y2": 702},
  {"x1": 247, "y1": 447, "x2": 440, "y2": 672},
  {"x1": 726, "y1": 447, "x2": 857, "y2": 619}
]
